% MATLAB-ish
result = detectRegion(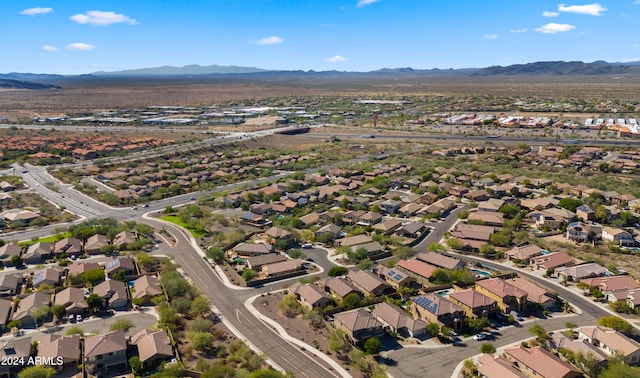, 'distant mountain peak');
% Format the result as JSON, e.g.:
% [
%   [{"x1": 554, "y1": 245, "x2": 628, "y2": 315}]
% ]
[{"x1": 92, "y1": 64, "x2": 267, "y2": 76}]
